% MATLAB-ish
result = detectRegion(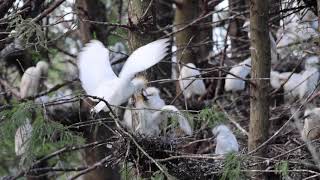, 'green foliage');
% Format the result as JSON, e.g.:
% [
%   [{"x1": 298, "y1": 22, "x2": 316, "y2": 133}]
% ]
[
  {"x1": 276, "y1": 161, "x2": 289, "y2": 178},
  {"x1": 9, "y1": 15, "x2": 47, "y2": 49},
  {"x1": 198, "y1": 106, "x2": 227, "y2": 129},
  {"x1": 220, "y1": 153, "x2": 242, "y2": 180},
  {"x1": 0, "y1": 101, "x2": 83, "y2": 173}
]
